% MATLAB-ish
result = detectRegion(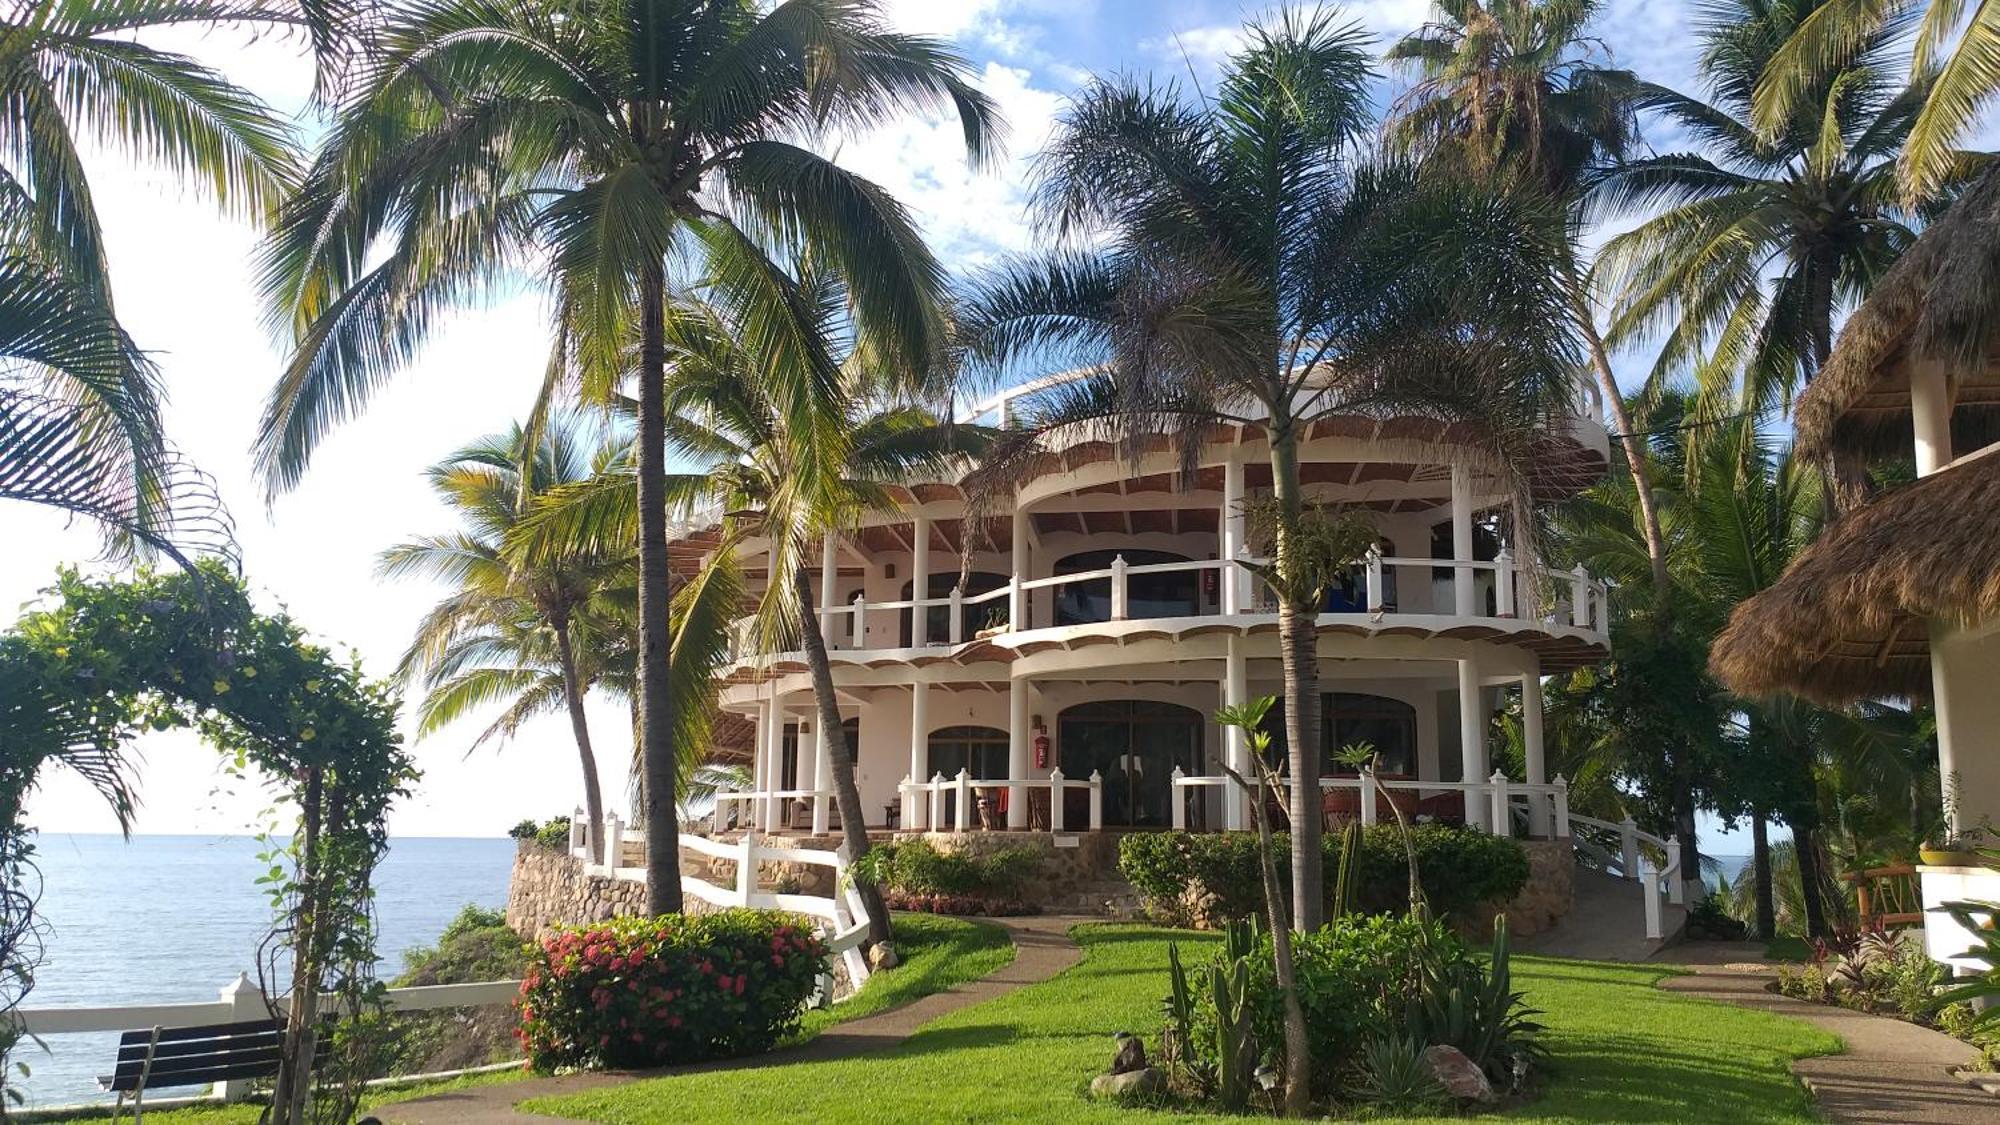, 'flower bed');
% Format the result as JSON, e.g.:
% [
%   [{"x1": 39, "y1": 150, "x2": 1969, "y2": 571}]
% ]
[
  {"x1": 1775, "y1": 926, "x2": 2000, "y2": 1069},
  {"x1": 516, "y1": 910, "x2": 828, "y2": 1071}
]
